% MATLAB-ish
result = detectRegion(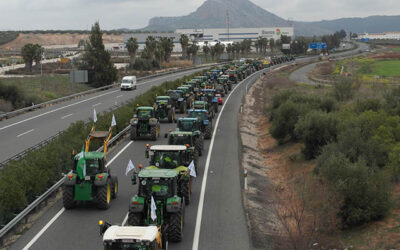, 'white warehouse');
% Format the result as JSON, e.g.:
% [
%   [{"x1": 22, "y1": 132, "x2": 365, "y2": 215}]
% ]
[{"x1": 359, "y1": 32, "x2": 400, "y2": 40}]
